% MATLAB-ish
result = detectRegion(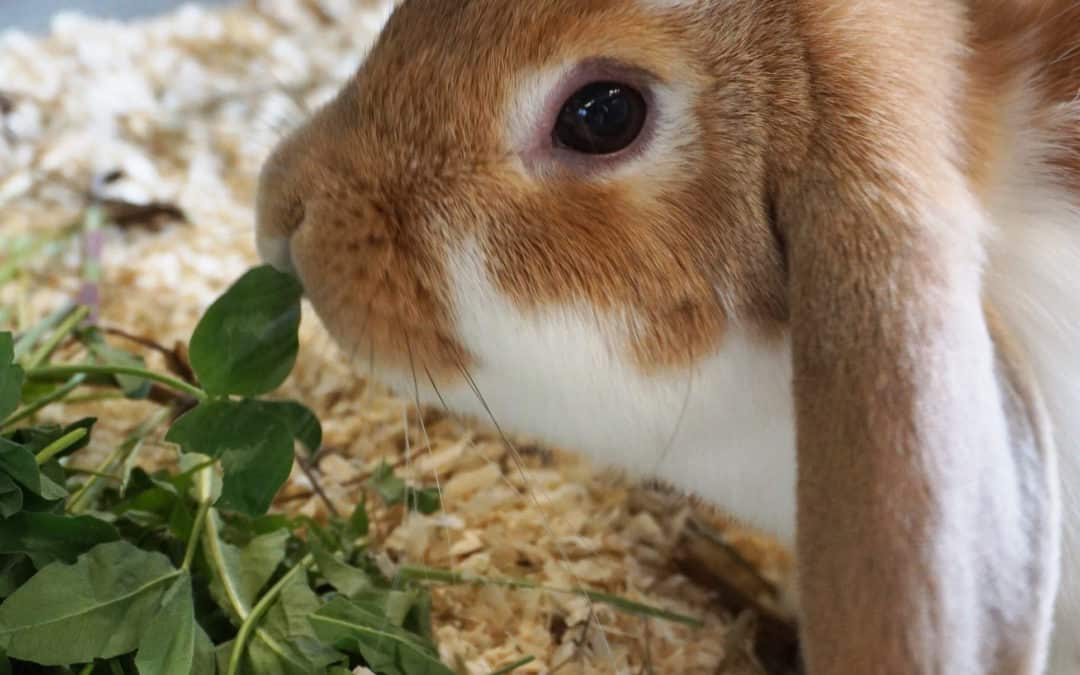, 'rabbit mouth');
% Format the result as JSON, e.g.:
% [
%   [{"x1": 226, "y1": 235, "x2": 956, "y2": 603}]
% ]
[{"x1": 301, "y1": 279, "x2": 474, "y2": 384}]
